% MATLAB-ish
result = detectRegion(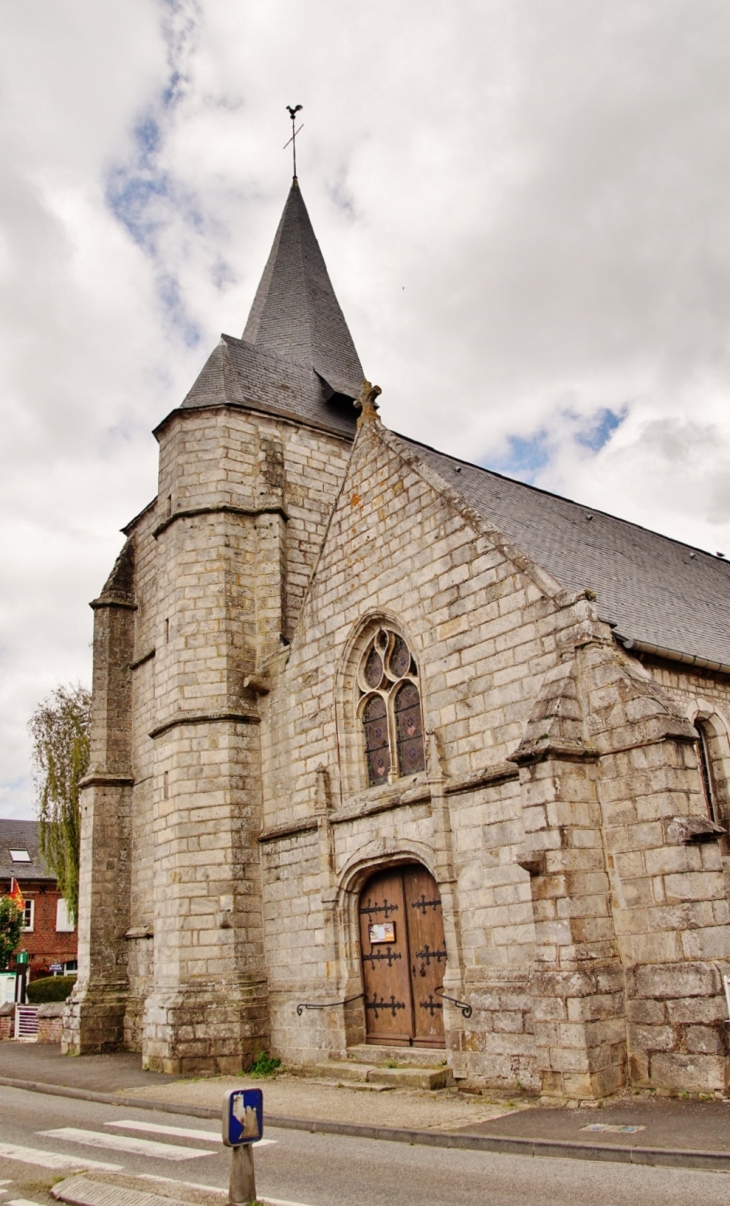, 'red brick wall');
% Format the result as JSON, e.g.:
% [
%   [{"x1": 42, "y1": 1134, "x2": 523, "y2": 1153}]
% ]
[{"x1": 1, "y1": 879, "x2": 77, "y2": 980}]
